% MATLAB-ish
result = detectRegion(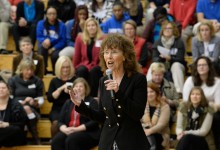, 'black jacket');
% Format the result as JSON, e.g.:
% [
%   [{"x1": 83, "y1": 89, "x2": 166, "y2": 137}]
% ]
[{"x1": 76, "y1": 72, "x2": 149, "y2": 150}]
